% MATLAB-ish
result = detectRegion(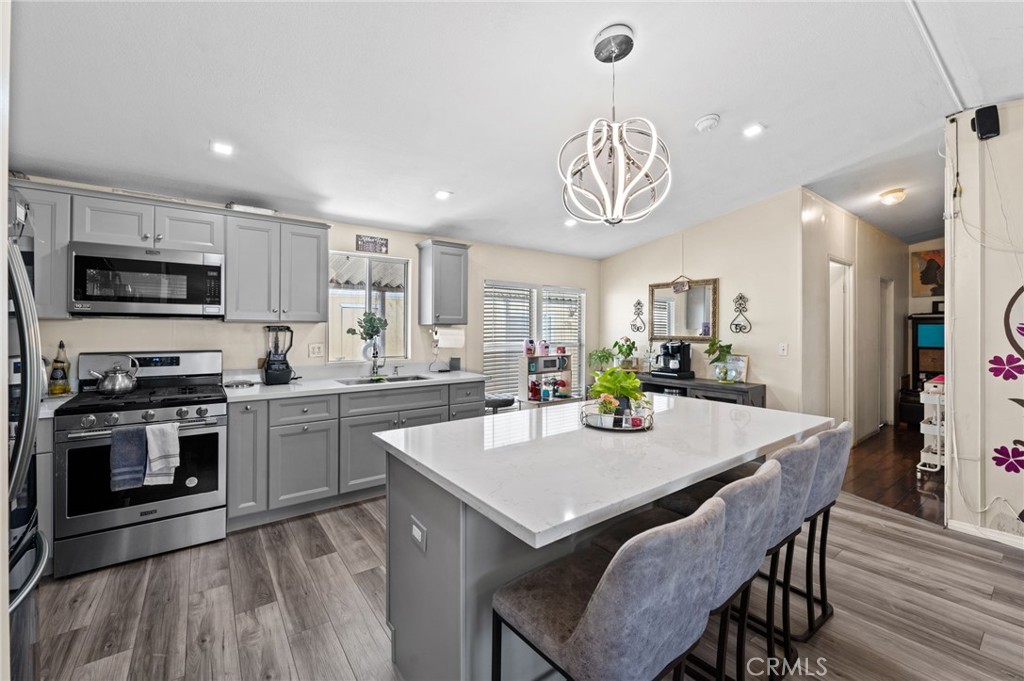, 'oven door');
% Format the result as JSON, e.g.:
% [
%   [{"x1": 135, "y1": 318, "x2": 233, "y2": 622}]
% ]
[
  {"x1": 69, "y1": 242, "x2": 223, "y2": 317},
  {"x1": 54, "y1": 421, "x2": 226, "y2": 539}
]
